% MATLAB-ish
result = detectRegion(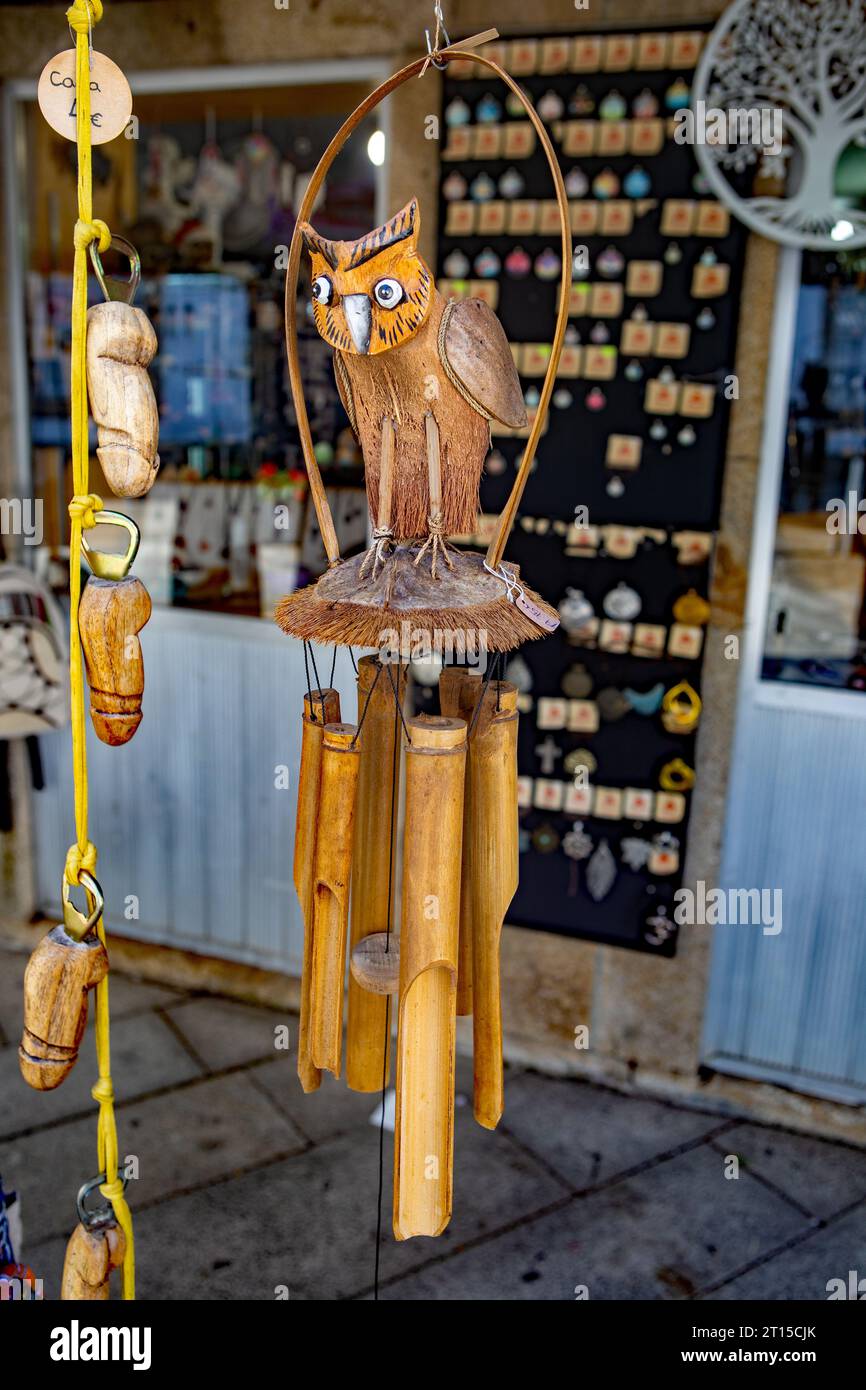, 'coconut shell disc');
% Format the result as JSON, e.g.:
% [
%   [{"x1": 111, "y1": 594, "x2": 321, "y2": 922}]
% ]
[{"x1": 275, "y1": 543, "x2": 558, "y2": 651}]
